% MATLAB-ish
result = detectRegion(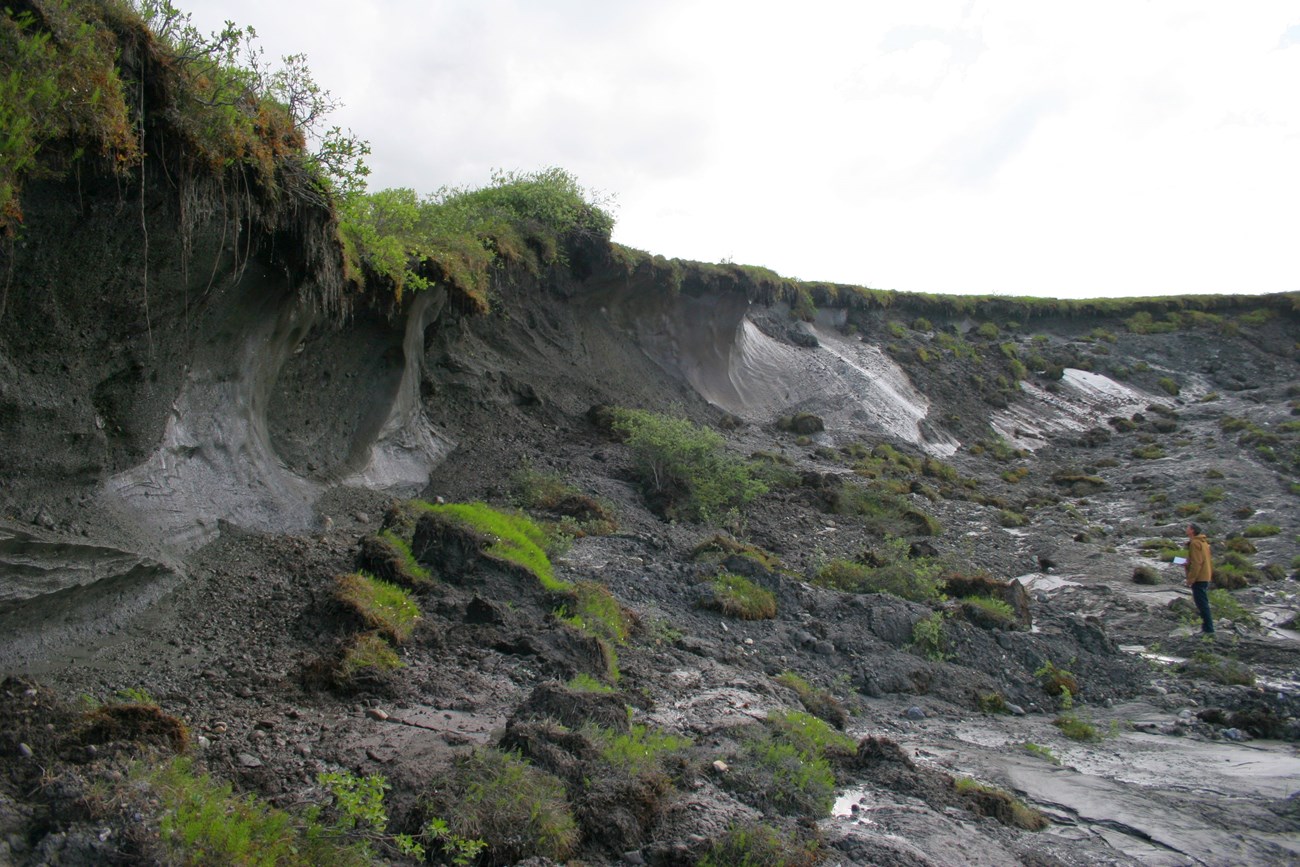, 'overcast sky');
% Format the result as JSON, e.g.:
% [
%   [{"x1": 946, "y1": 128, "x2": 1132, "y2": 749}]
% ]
[{"x1": 179, "y1": 0, "x2": 1300, "y2": 299}]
